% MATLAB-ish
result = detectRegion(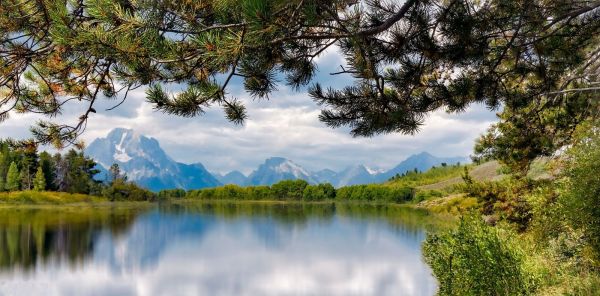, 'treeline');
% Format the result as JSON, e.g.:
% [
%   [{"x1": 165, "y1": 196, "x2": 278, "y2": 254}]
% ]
[
  {"x1": 159, "y1": 179, "x2": 415, "y2": 203},
  {"x1": 0, "y1": 141, "x2": 154, "y2": 201},
  {"x1": 0, "y1": 142, "x2": 100, "y2": 194}
]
